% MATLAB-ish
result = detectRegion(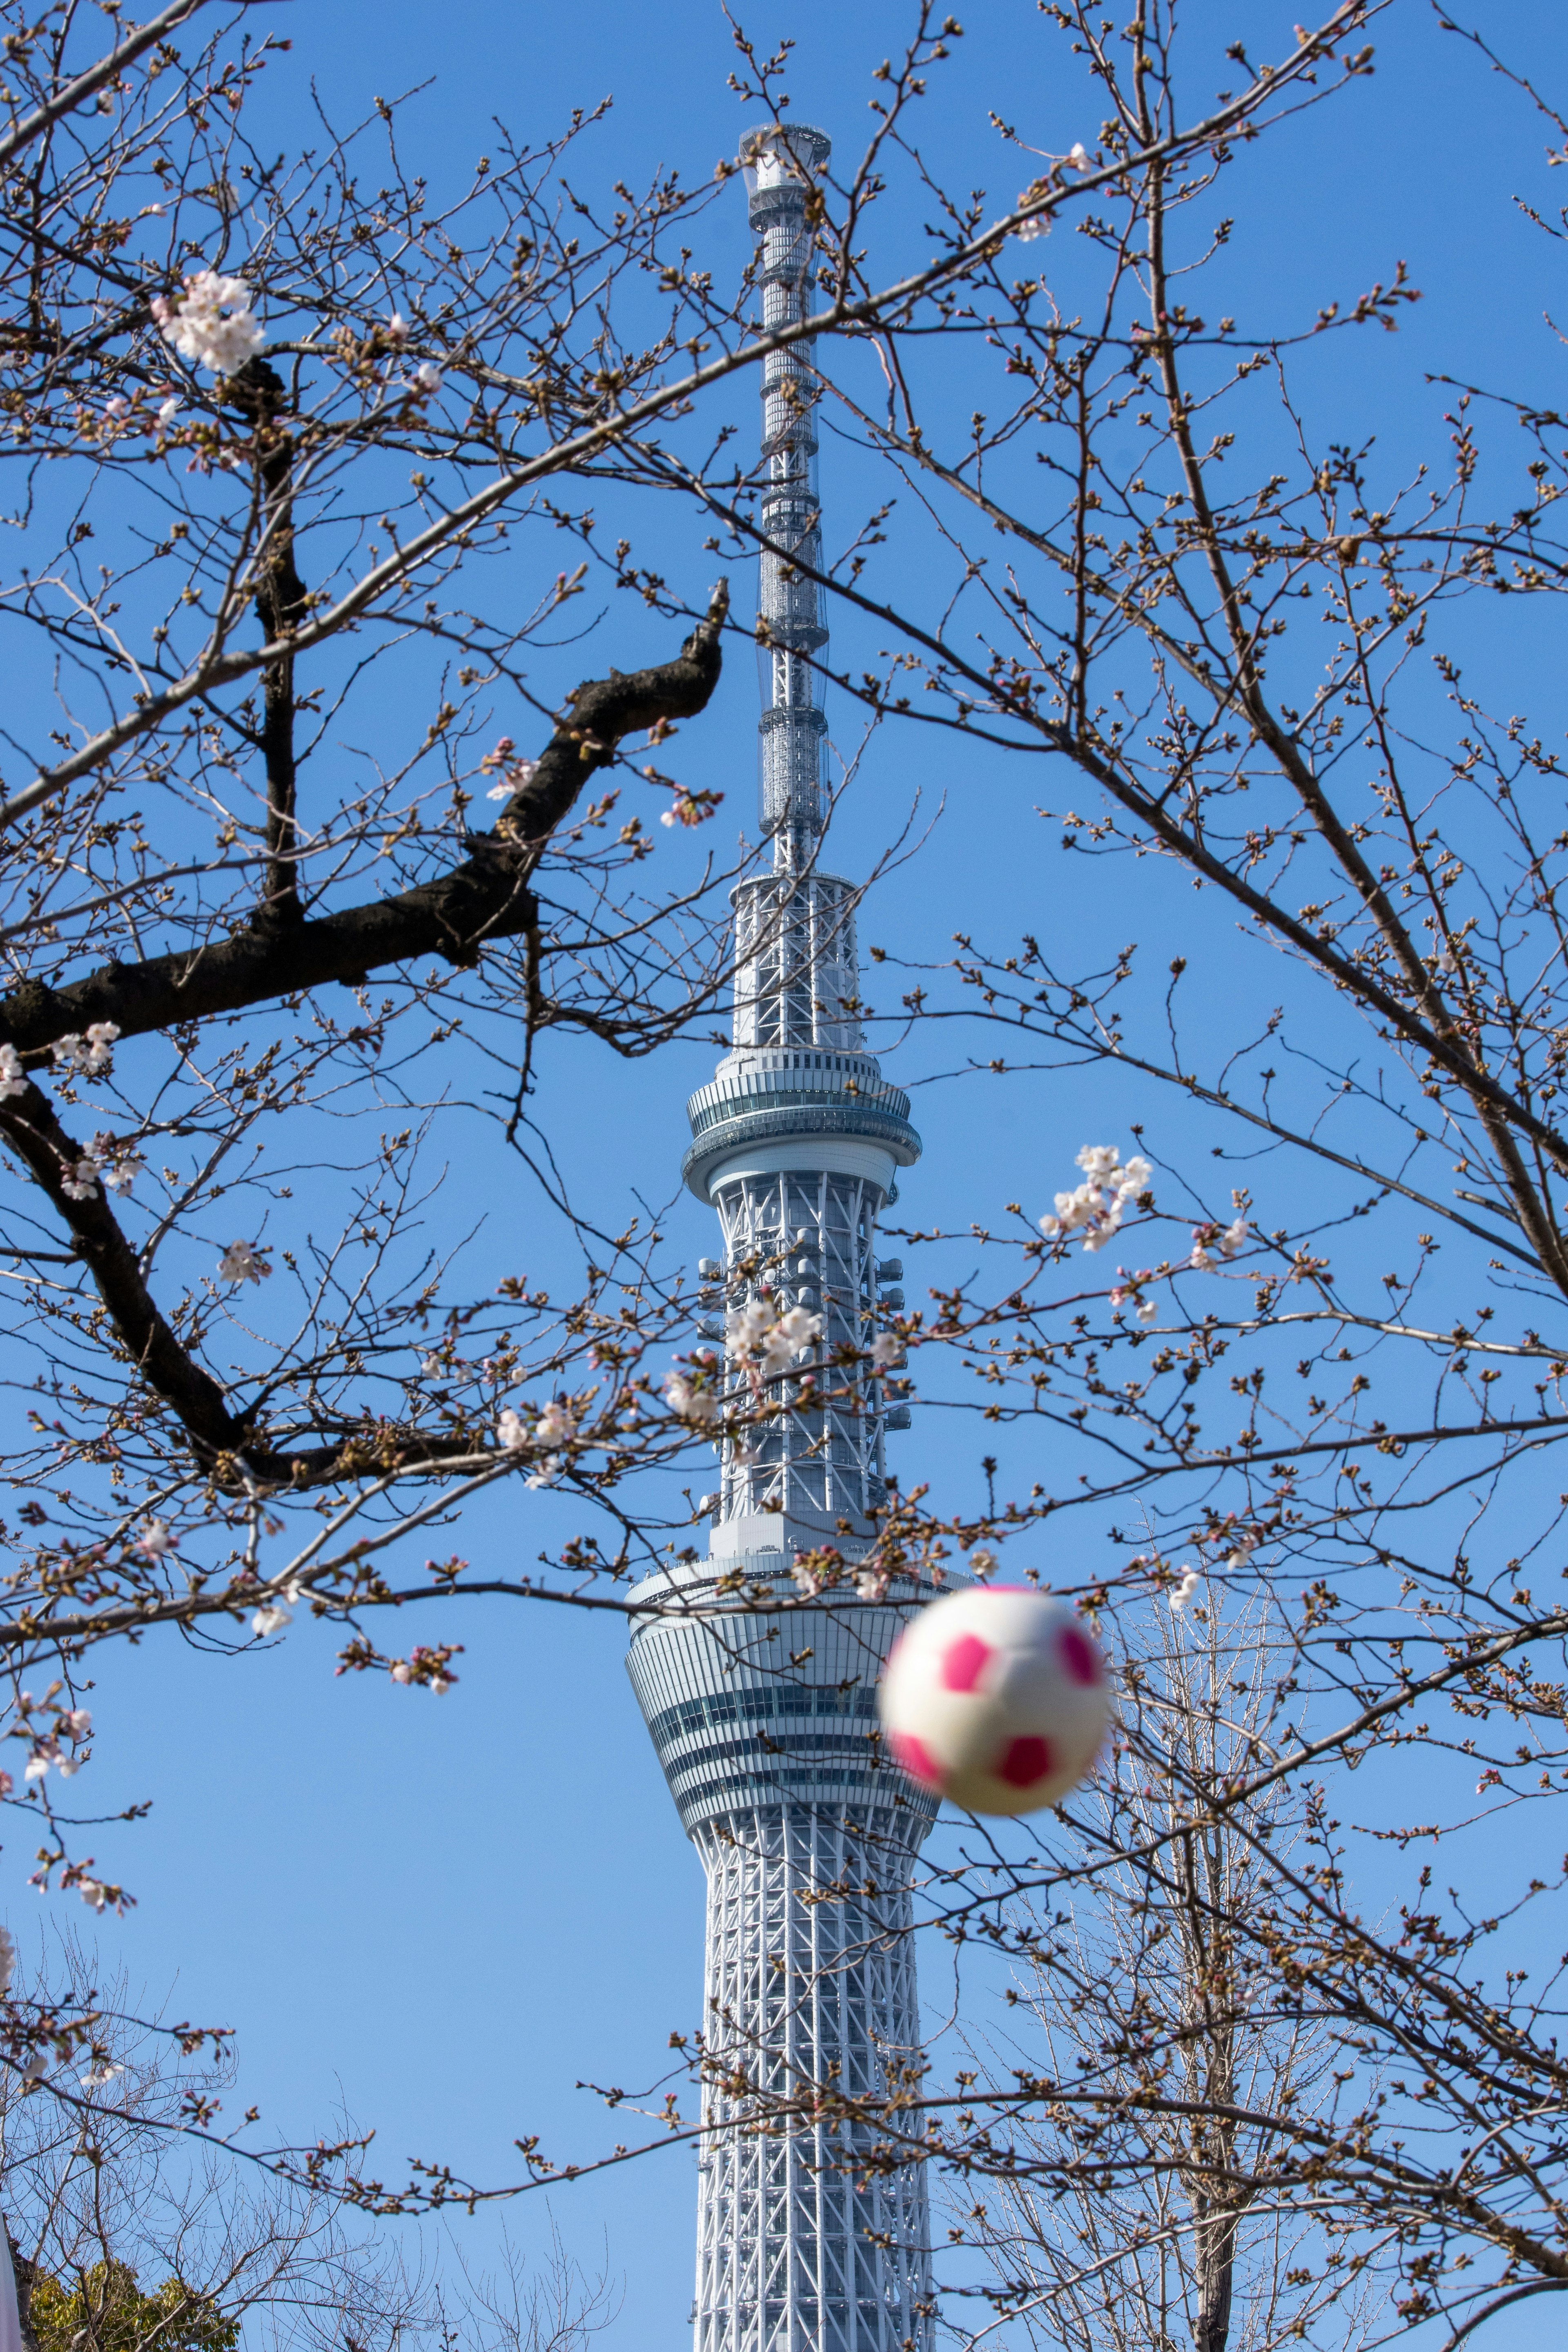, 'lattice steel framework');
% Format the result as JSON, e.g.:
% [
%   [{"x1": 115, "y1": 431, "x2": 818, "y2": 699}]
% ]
[{"x1": 628, "y1": 122, "x2": 937, "y2": 2352}]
